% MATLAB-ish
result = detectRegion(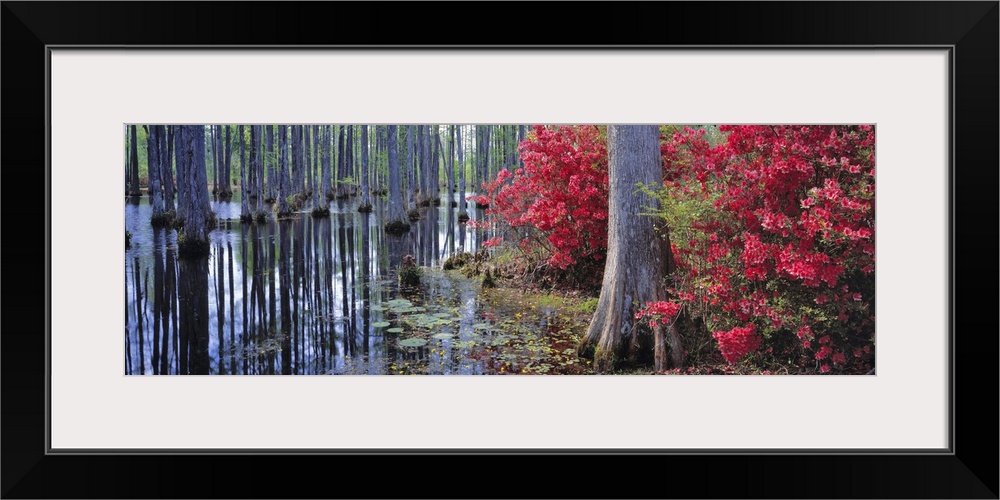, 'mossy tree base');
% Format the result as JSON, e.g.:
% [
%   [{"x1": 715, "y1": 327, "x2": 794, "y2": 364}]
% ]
[
  {"x1": 357, "y1": 204, "x2": 373, "y2": 213},
  {"x1": 384, "y1": 219, "x2": 411, "y2": 235},
  {"x1": 407, "y1": 208, "x2": 421, "y2": 222},
  {"x1": 311, "y1": 207, "x2": 331, "y2": 218},
  {"x1": 177, "y1": 236, "x2": 211, "y2": 259},
  {"x1": 431, "y1": 198, "x2": 442, "y2": 206},
  {"x1": 399, "y1": 254, "x2": 421, "y2": 286},
  {"x1": 457, "y1": 213, "x2": 470, "y2": 223},
  {"x1": 253, "y1": 212, "x2": 268, "y2": 224}
]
